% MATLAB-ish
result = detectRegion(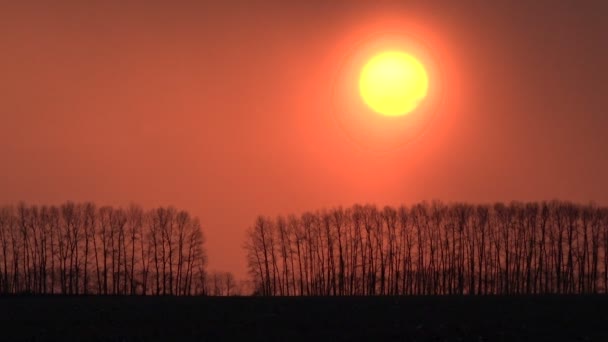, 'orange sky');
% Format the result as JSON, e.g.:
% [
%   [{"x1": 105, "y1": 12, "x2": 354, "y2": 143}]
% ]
[{"x1": 1, "y1": 2, "x2": 608, "y2": 278}]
